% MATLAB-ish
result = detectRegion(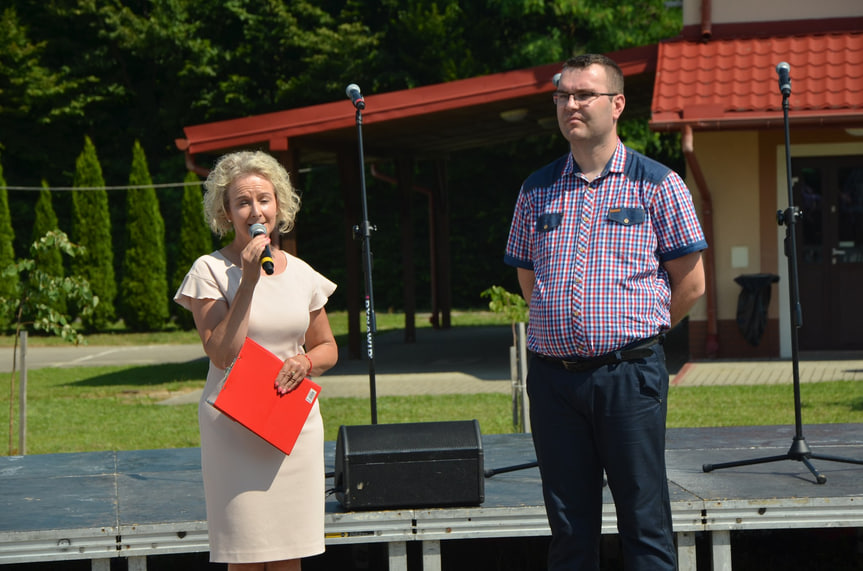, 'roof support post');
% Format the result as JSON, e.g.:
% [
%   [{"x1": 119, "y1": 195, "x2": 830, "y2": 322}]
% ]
[
  {"x1": 431, "y1": 159, "x2": 452, "y2": 329},
  {"x1": 272, "y1": 149, "x2": 300, "y2": 256},
  {"x1": 338, "y1": 146, "x2": 363, "y2": 359},
  {"x1": 396, "y1": 157, "x2": 417, "y2": 342}
]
